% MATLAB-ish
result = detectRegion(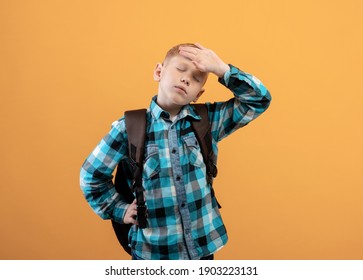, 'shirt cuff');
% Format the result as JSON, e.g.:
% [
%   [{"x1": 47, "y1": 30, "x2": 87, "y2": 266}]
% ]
[
  {"x1": 218, "y1": 64, "x2": 240, "y2": 87},
  {"x1": 113, "y1": 200, "x2": 130, "y2": 224}
]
